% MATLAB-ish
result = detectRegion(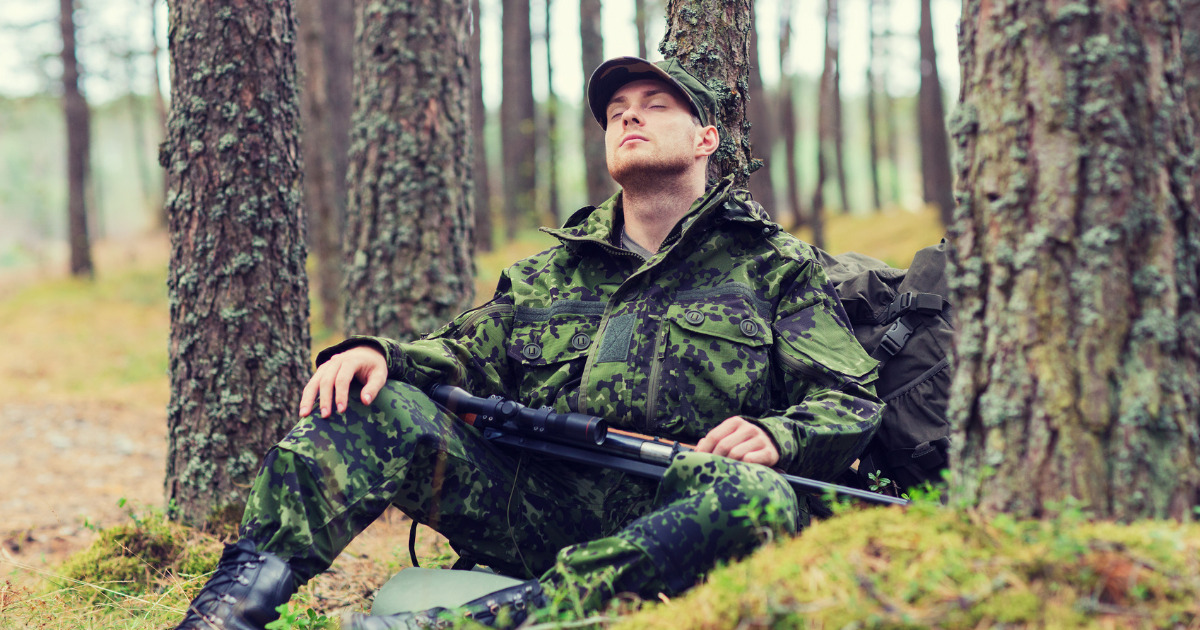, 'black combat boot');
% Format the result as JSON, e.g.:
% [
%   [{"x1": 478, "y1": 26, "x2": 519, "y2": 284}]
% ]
[
  {"x1": 175, "y1": 539, "x2": 299, "y2": 630},
  {"x1": 341, "y1": 579, "x2": 547, "y2": 630}
]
